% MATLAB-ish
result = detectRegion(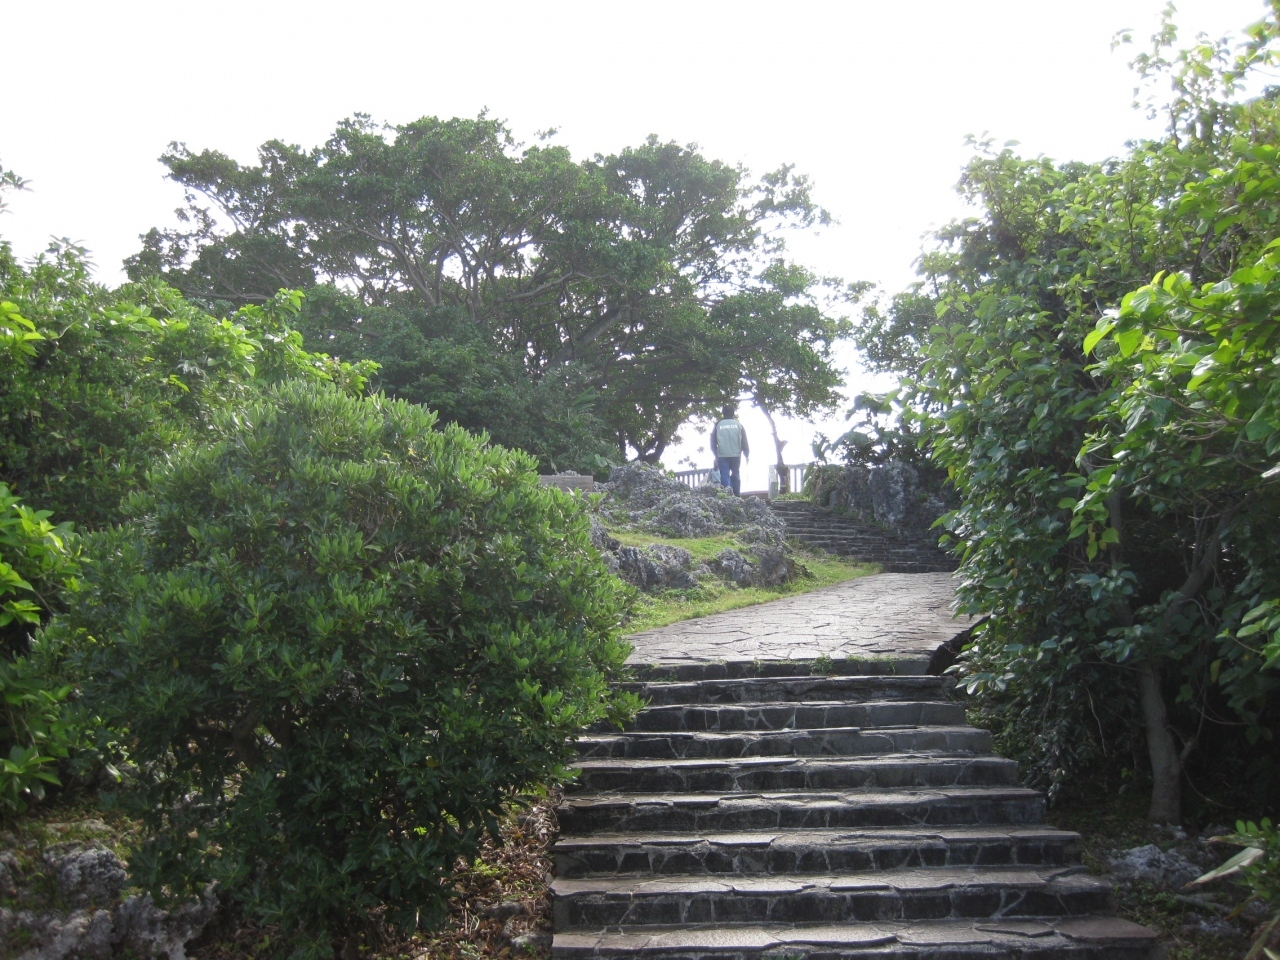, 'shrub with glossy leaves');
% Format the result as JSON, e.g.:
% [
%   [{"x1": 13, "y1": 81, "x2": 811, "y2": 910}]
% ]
[
  {"x1": 58, "y1": 380, "x2": 636, "y2": 957},
  {"x1": 0, "y1": 483, "x2": 80, "y2": 812},
  {"x1": 854, "y1": 9, "x2": 1280, "y2": 821},
  {"x1": 0, "y1": 234, "x2": 373, "y2": 530}
]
